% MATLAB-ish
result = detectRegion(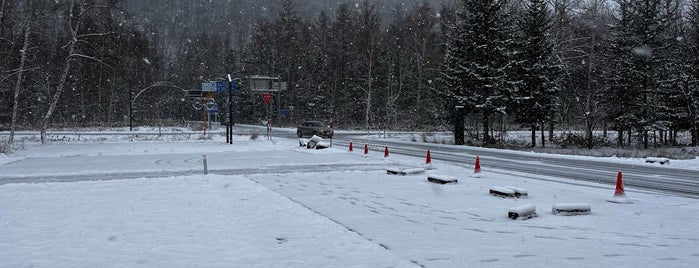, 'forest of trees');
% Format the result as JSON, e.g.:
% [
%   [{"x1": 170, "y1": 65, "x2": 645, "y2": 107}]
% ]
[{"x1": 1, "y1": 0, "x2": 698, "y2": 148}]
